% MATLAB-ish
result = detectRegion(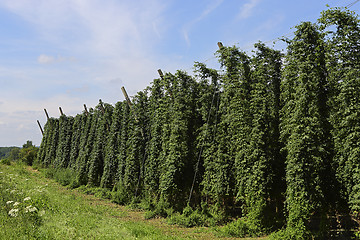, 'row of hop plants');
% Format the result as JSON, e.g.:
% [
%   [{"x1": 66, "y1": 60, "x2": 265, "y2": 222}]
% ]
[{"x1": 36, "y1": 8, "x2": 360, "y2": 239}]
